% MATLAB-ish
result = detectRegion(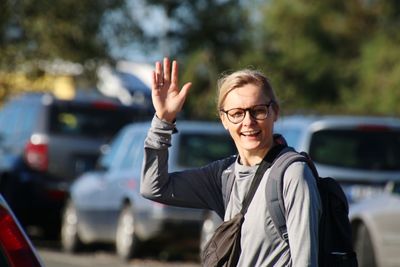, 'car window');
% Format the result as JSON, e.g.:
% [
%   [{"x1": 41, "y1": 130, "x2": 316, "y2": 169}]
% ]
[
  {"x1": 0, "y1": 103, "x2": 38, "y2": 146},
  {"x1": 393, "y1": 182, "x2": 400, "y2": 195},
  {"x1": 309, "y1": 129, "x2": 400, "y2": 170},
  {"x1": 274, "y1": 127, "x2": 302, "y2": 148},
  {"x1": 48, "y1": 104, "x2": 147, "y2": 139},
  {"x1": 98, "y1": 128, "x2": 128, "y2": 170},
  {"x1": 177, "y1": 133, "x2": 236, "y2": 168},
  {"x1": 0, "y1": 104, "x2": 19, "y2": 137},
  {"x1": 119, "y1": 131, "x2": 146, "y2": 170},
  {"x1": 19, "y1": 105, "x2": 40, "y2": 133}
]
